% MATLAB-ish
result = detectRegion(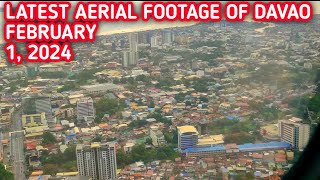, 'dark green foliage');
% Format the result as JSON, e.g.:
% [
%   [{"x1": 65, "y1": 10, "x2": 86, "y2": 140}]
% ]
[
  {"x1": 39, "y1": 72, "x2": 68, "y2": 79},
  {"x1": 57, "y1": 82, "x2": 78, "y2": 93},
  {"x1": 69, "y1": 68, "x2": 104, "y2": 85},
  {"x1": 39, "y1": 145, "x2": 77, "y2": 175},
  {"x1": 42, "y1": 132, "x2": 57, "y2": 145},
  {"x1": 147, "y1": 112, "x2": 172, "y2": 125},
  {"x1": 94, "y1": 98, "x2": 125, "y2": 123},
  {"x1": 0, "y1": 163, "x2": 13, "y2": 180},
  {"x1": 129, "y1": 120, "x2": 148, "y2": 128},
  {"x1": 116, "y1": 144, "x2": 178, "y2": 168}
]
